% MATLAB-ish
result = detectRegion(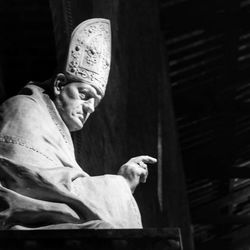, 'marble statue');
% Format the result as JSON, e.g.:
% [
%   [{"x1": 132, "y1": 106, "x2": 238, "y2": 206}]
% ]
[{"x1": 0, "y1": 18, "x2": 157, "y2": 230}]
